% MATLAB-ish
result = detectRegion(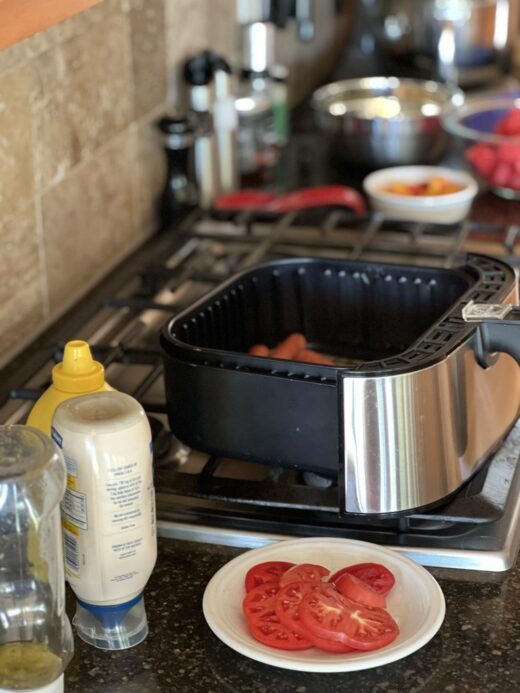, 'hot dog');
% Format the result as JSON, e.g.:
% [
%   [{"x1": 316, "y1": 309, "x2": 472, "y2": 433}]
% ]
[
  {"x1": 248, "y1": 337, "x2": 334, "y2": 365},
  {"x1": 271, "y1": 333, "x2": 306, "y2": 360},
  {"x1": 249, "y1": 344, "x2": 270, "y2": 356}
]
